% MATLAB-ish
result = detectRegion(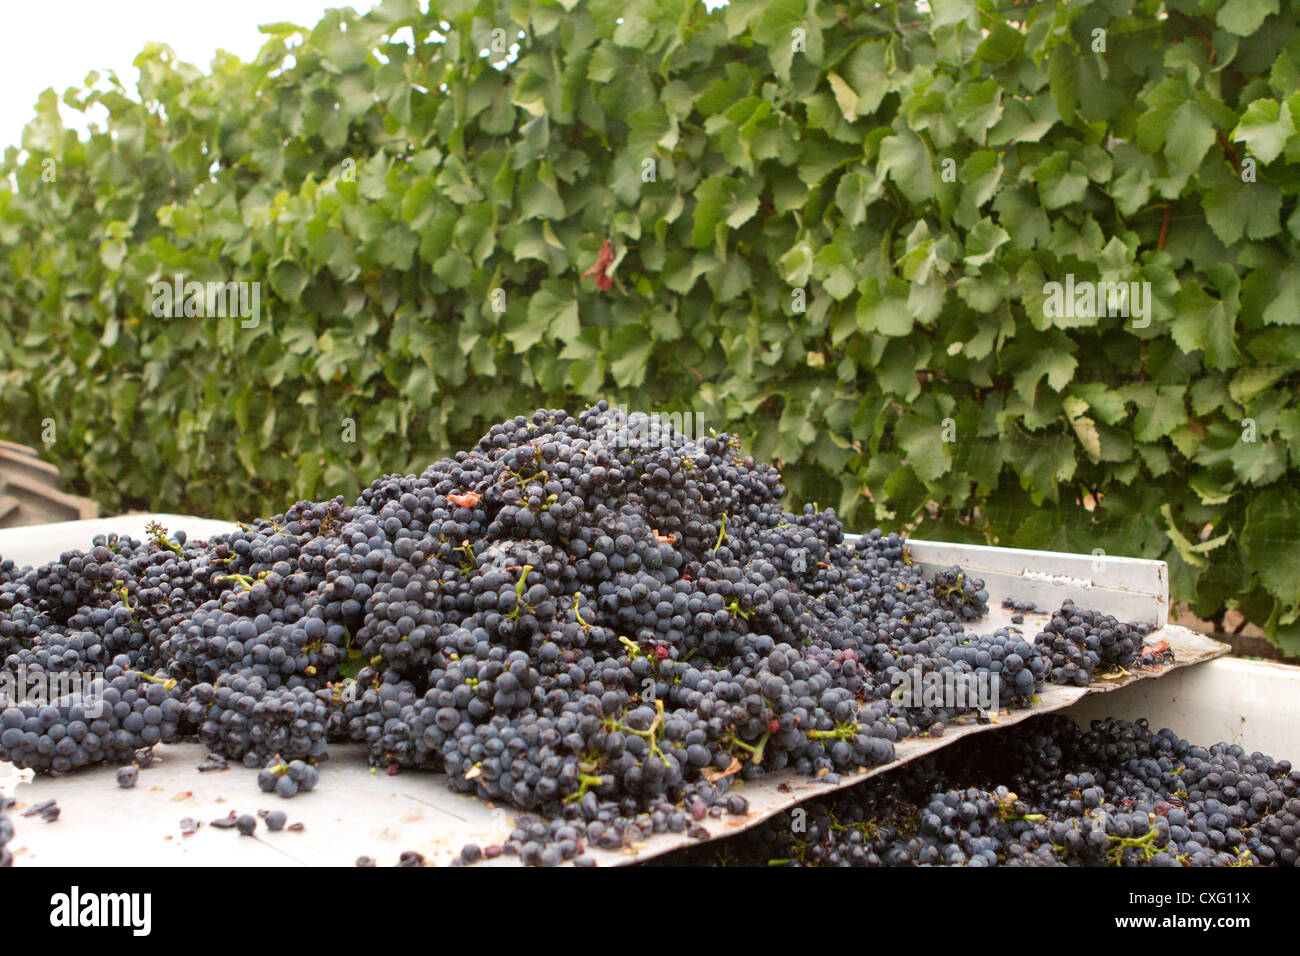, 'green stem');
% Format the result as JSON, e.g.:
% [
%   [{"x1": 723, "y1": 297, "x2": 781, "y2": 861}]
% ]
[
  {"x1": 572, "y1": 594, "x2": 592, "y2": 630},
  {"x1": 145, "y1": 520, "x2": 183, "y2": 555},
  {"x1": 729, "y1": 729, "x2": 771, "y2": 765},
  {"x1": 1106, "y1": 826, "x2": 1161, "y2": 864},
  {"x1": 806, "y1": 721, "x2": 859, "y2": 742},
  {"x1": 725, "y1": 598, "x2": 752, "y2": 620},
  {"x1": 131, "y1": 671, "x2": 177, "y2": 691},
  {"x1": 115, "y1": 584, "x2": 138, "y2": 623},
  {"x1": 712, "y1": 512, "x2": 728, "y2": 554},
  {"x1": 215, "y1": 573, "x2": 256, "y2": 590},
  {"x1": 564, "y1": 772, "x2": 605, "y2": 804},
  {"x1": 611, "y1": 699, "x2": 670, "y2": 766}
]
